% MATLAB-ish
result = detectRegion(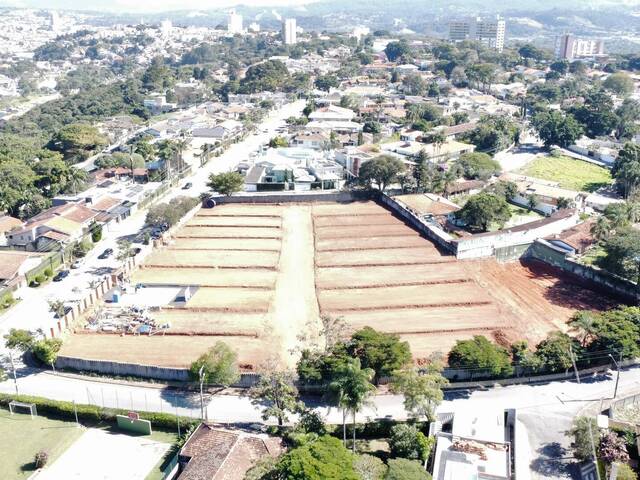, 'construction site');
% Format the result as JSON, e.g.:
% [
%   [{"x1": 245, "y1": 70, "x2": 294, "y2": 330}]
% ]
[{"x1": 59, "y1": 200, "x2": 617, "y2": 372}]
